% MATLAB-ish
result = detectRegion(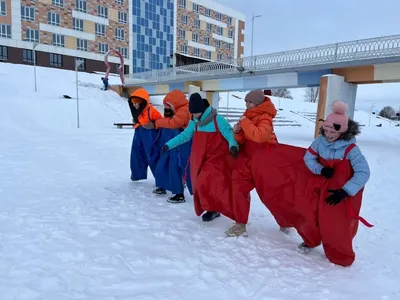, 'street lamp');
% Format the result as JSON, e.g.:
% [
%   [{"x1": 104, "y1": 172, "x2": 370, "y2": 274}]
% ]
[
  {"x1": 33, "y1": 42, "x2": 39, "y2": 92},
  {"x1": 250, "y1": 12, "x2": 262, "y2": 58},
  {"x1": 75, "y1": 59, "x2": 84, "y2": 129},
  {"x1": 369, "y1": 103, "x2": 376, "y2": 127}
]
